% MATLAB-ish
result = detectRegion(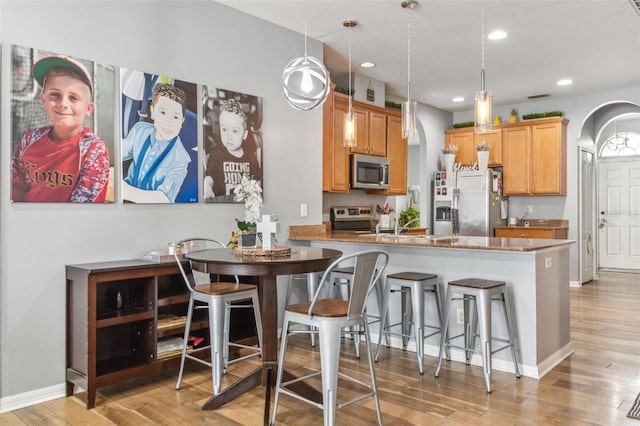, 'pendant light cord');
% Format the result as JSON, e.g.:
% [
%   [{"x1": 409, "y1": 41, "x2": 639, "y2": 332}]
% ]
[
  {"x1": 348, "y1": 22, "x2": 352, "y2": 111},
  {"x1": 480, "y1": 0, "x2": 486, "y2": 91},
  {"x1": 407, "y1": 5, "x2": 411, "y2": 101}
]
